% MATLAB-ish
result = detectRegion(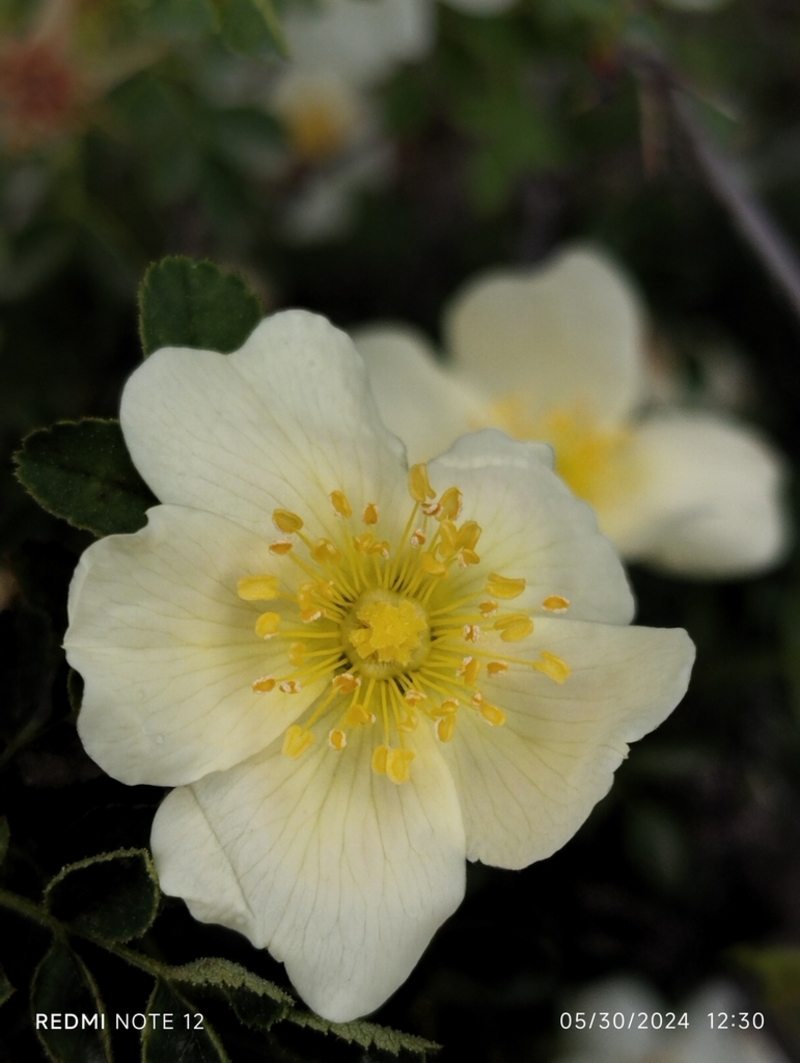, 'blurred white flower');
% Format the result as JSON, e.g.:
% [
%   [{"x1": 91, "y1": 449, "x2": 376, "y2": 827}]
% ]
[
  {"x1": 355, "y1": 247, "x2": 789, "y2": 578},
  {"x1": 555, "y1": 977, "x2": 787, "y2": 1063},
  {"x1": 65, "y1": 309, "x2": 694, "y2": 1021}
]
